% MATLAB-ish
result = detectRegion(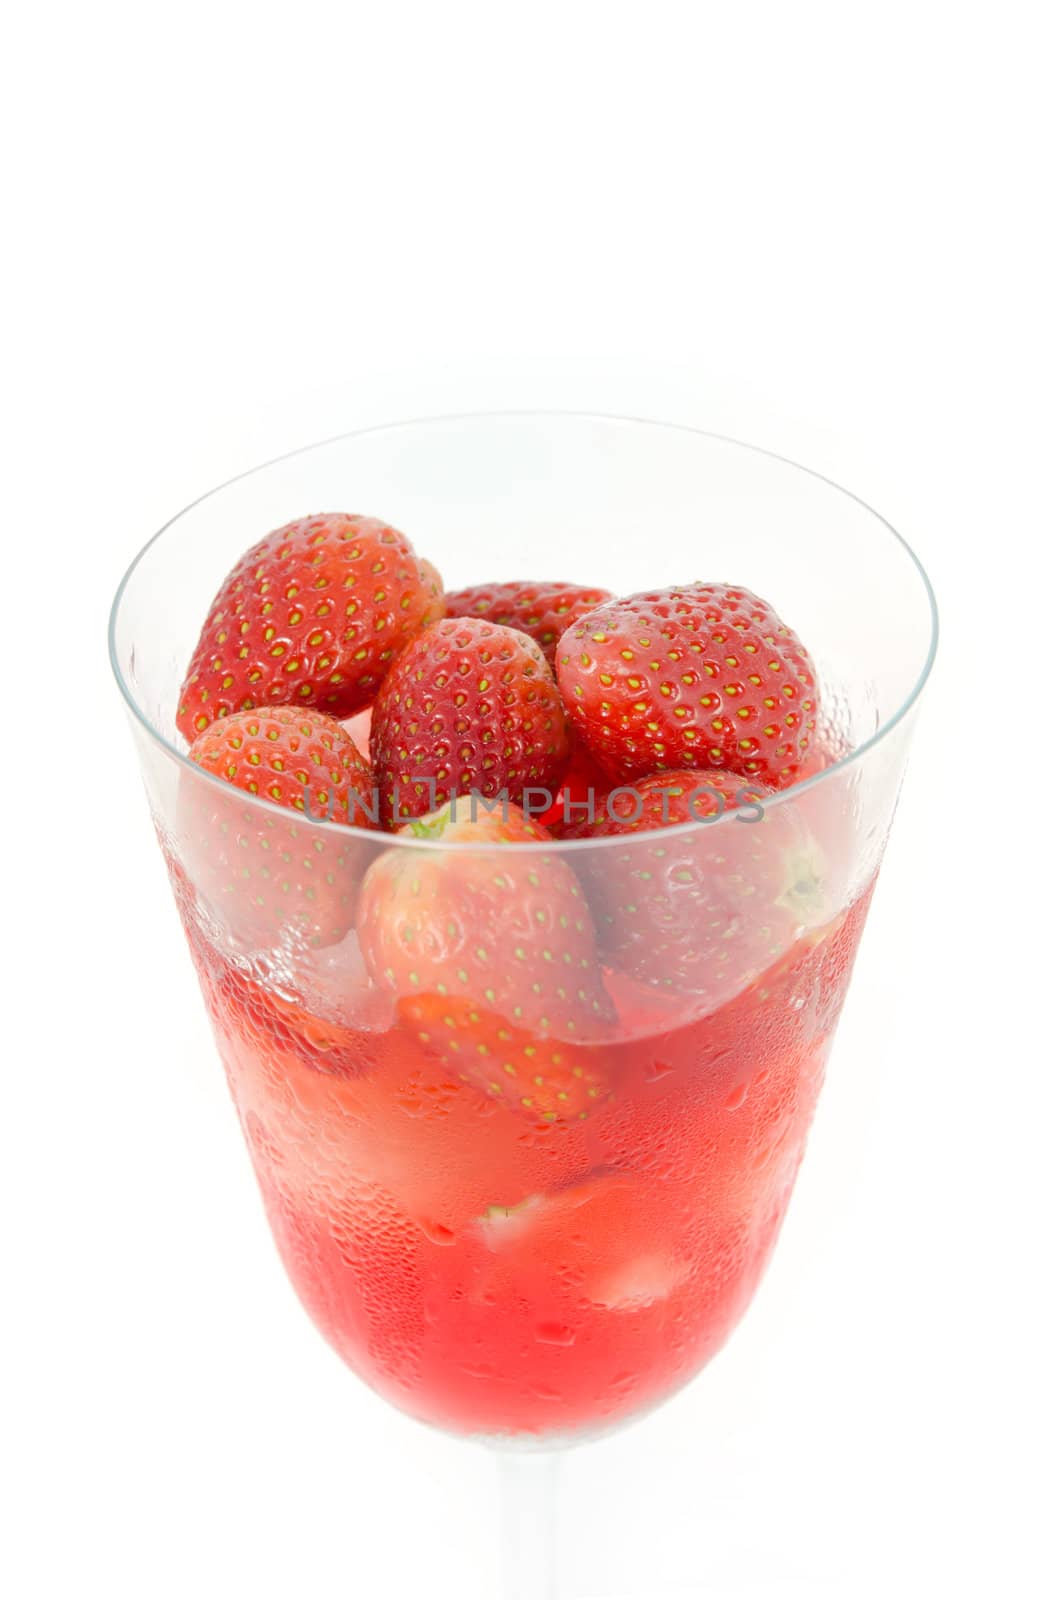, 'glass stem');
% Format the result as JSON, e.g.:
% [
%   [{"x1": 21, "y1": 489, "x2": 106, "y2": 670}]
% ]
[{"x1": 496, "y1": 1449, "x2": 560, "y2": 1600}]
